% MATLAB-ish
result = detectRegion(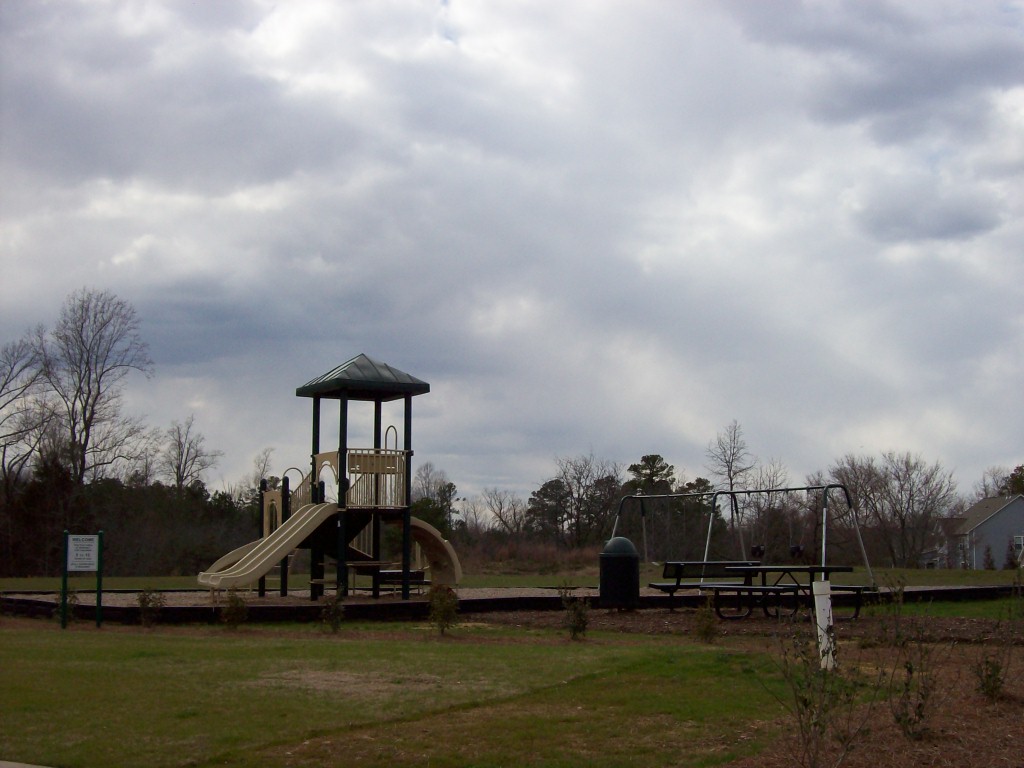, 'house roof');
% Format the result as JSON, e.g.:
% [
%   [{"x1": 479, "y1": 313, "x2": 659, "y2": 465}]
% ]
[
  {"x1": 295, "y1": 354, "x2": 430, "y2": 402},
  {"x1": 956, "y1": 495, "x2": 1024, "y2": 535}
]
